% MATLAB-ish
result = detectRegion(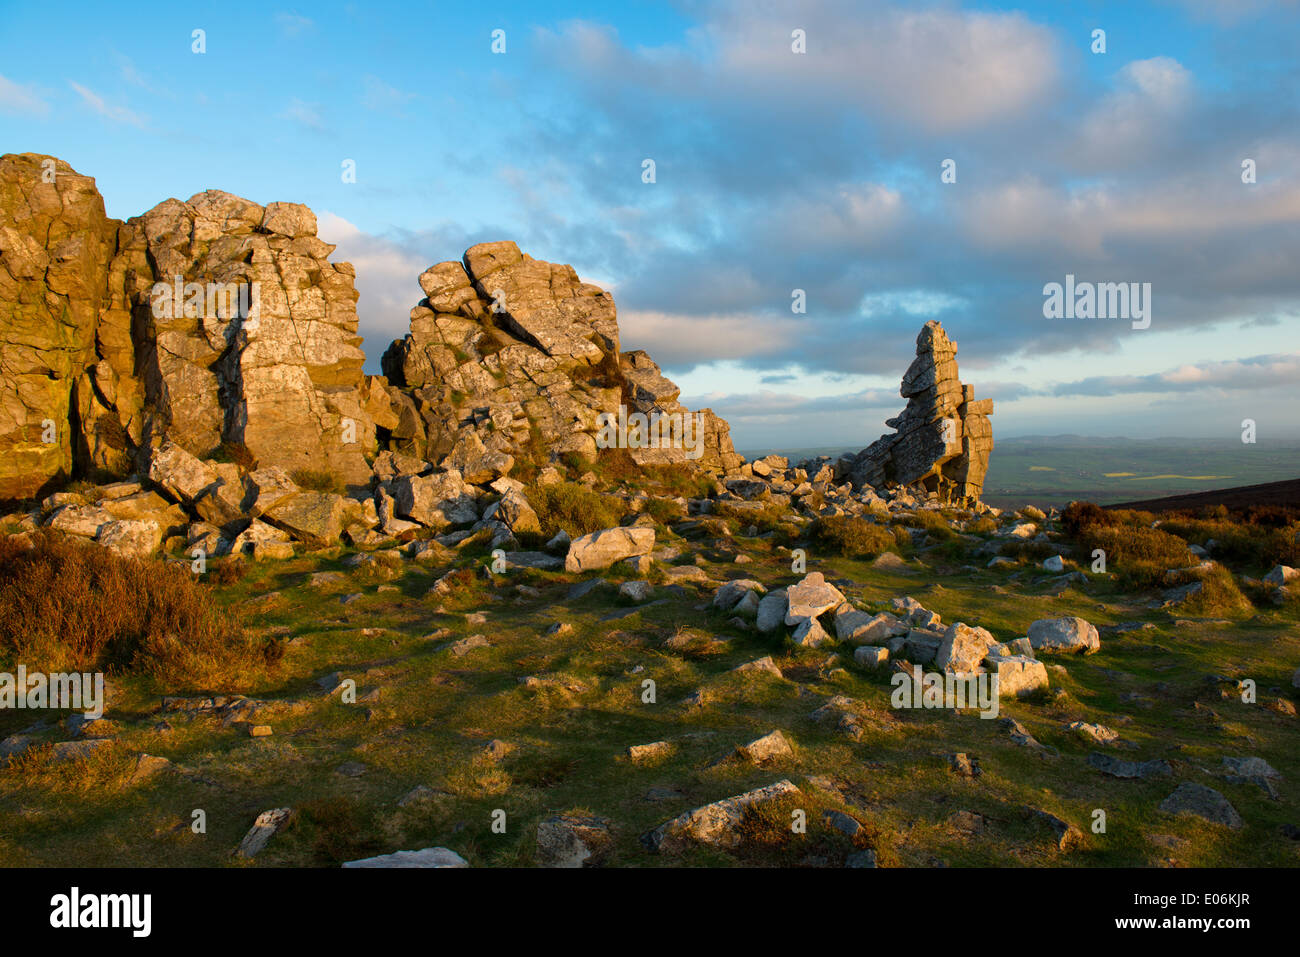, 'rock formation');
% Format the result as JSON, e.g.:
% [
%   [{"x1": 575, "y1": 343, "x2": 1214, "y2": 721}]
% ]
[
  {"x1": 0, "y1": 155, "x2": 120, "y2": 499},
  {"x1": 0, "y1": 154, "x2": 739, "y2": 510},
  {"x1": 379, "y1": 240, "x2": 740, "y2": 474},
  {"x1": 847, "y1": 320, "x2": 992, "y2": 505},
  {"x1": 0, "y1": 152, "x2": 747, "y2": 558}
]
